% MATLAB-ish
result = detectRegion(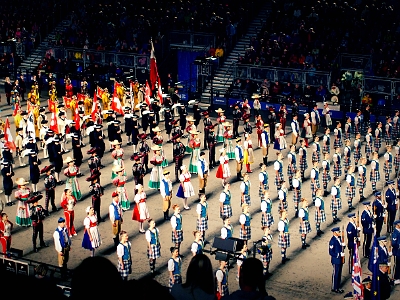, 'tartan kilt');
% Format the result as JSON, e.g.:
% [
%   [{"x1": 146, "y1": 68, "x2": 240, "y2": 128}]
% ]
[
  {"x1": 334, "y1": 139, "x2": 343, "y2": 149},
  {"x1": 383, "y1": 163, "x2": 393, "y2": 173},
  {"x1": 369, "y1": 171, "x2": 380, "y2": 182},
  {"x1": 374, "y1": 139, "x2": 381, "y2": 150},
  {"x1": 333, "y1": 165, "x2": 342, "y2": 177},
  {"x1": 299, "y1": 220, "x2": 312, "y2": 234},
  {"x1": 311, "y1": 180, "x2": 321, "y2": 193},
  {"x1": 261, "y1": 213, "x2": 274, "y2": 227},
  {"x1": 343, "y1": 158, "x2": 351, "y2": 168},
  {"x1": 365, "y1": 144, "x2": 373, "y2": 156},
  {"x1": 393, "y1": 126, "x2": 399, "y2": 138},
  {"x1": 220, "y1": 205, "x2": 233, "y2": 219},
  {"x1": 147, "y1": 244, "x2": 161, "y2": 259},
  {"x1": 278, "y1": 233, "x2": 290, "y2": 248},
  {"x1": 169, "y1": 274, "x2": 182, "y2": 290},
  {"x1": 322, "y1": 145, "x2": 330, "y2": 154},
  {"x1": 243, "y1": 194, "x2": 251, "y2": 206},
  {"x1": 330, "y1": 197, "x2": 342, "y2": 211},
  {"x1": 287, "y1": 165, "x2": 296, "y2": 180},
  {"x1": 312, "y1": 152, "x2": 321, "y2": 163},
  {"x1": 293, "y1": 190, "x2": 301, "y2": 205},
  {"x1": 259, "y1": 184, "x2": 269, "y2": 197},
  {"x1": 384, "y1": 134, "x2": 392, "y2": 143},
  {"x1": 353, "y1": 152, "x2": 361, "y2": 162},
  {"x1": 261, "y1": 249, "x2": 273, "y2": 262},
  {"x1": 314, "y1": 210, "x2": 327, "y2": 223},
  {"x1": 357, "y1": 176, "x2": 366, "y2": 188},
  {"x1": 171, "y1": 230, "x2": 184, "y2": 244},
  {"x1": 278, "y1": 200, "x2": 288, "y2": 213},
  {"x1": 274, "y1": 173, "x2": 284, "y2": 187},
  {"x1": 394, "y1": 156, "x2": 400, "y2": 169},
  {"x1": 240, "y1": 225, "x2": 251, "y2": 240},
  {"x1": 299, "y1": 159, "x2": 308, "y2": 171},
  {"x1": 322, "y1": 172, "x2": 331, "y2": 187},
  {"x1": 196, "y1": 218, "x2": 208, "y2": 232},
  {"x1": 345, "y1": 186, "x2": 356, "y2": 198},
  {"x1": 118, "y1": 259, "x2": 132, "y2": 277}
]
